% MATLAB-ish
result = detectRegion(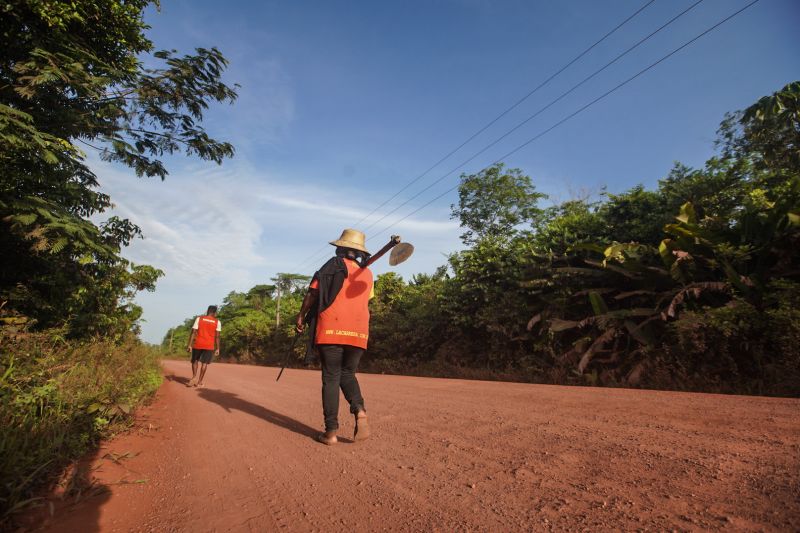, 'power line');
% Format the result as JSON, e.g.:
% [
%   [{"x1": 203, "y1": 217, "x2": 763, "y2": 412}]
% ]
[
  {"x1": 365, "y1": 0, "x2": 761, "y2": 245},
  {"x1": 358, "y1": 0, "x2": 705, "y2": 238},
  {"x1": 354, "y1": 0, "x2": 658, "y2": 227},
  {"x1": 292, "y1": 0, "x2": 657, "y2": 272},
  {"x1": 299, "y1": 0, "x2": 707, "y2": 271}
]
